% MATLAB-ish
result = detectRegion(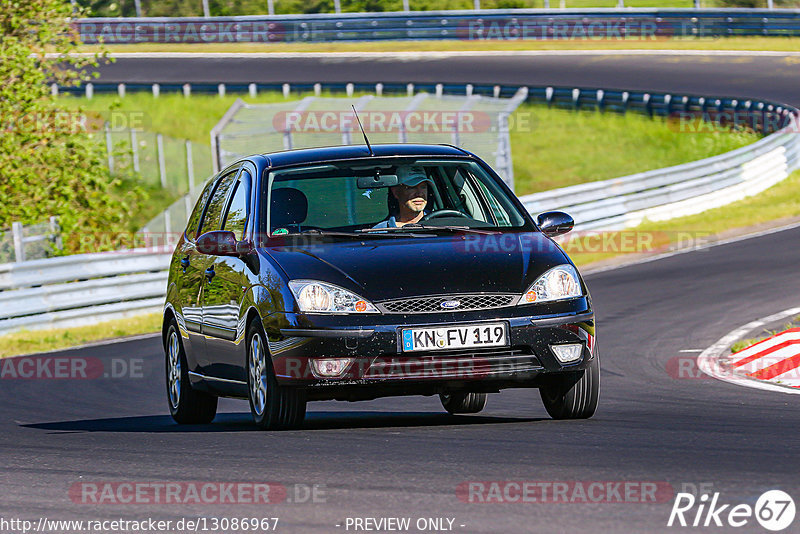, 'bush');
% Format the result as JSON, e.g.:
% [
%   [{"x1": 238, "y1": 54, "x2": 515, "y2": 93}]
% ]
[{"x1": 0, "y1": 0, "x2": 143, "y2": 254}]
